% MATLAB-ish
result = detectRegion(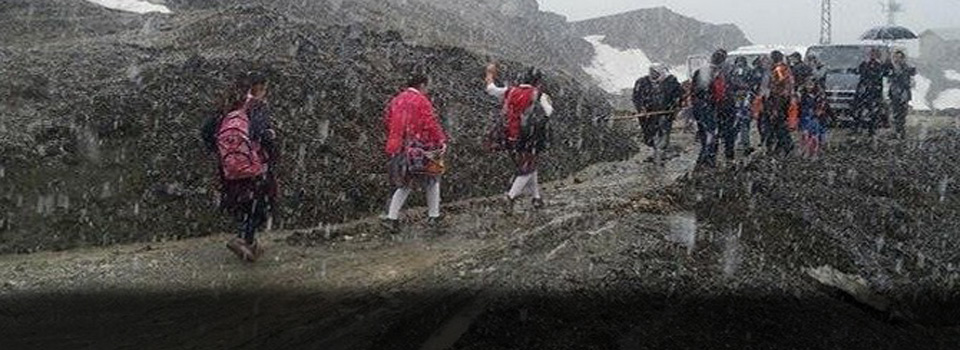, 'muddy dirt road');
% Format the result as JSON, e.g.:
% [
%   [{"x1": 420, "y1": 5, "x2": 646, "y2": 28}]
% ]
[{"x1": 3, "y1": 119, "x2": 960, "y2": 349}]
